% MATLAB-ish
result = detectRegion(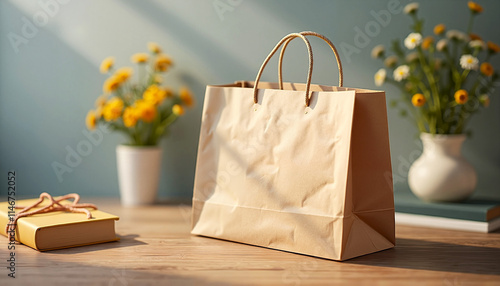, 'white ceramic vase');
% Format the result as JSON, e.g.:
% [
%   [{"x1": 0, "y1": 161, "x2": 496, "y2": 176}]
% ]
[
  {"x1": 408, "y1": 133, "x2": 477, "y2": 202},
  {"x1": 116, "y1": 145, "x2": 162, "y2": 206}
]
